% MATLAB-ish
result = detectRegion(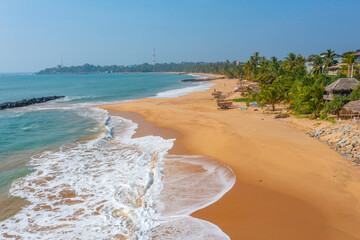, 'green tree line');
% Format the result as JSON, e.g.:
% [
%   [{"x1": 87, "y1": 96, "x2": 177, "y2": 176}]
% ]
[
  {"x1": 241, "y1": 50, "x2": 360, "y2": 118},
  {"x1": 37, "y1": 62, "x2": 240, "y2": 75}
]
